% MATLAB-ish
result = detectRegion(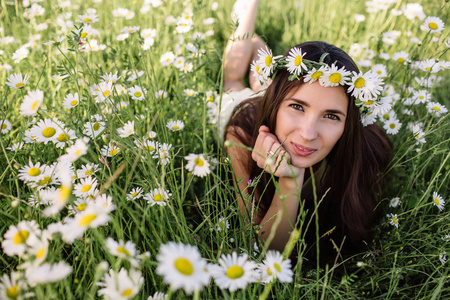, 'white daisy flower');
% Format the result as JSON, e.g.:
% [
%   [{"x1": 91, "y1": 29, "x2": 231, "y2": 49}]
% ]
[
  {"x1": 250, "y1": 60, "x2": 268, "y2": 83},
  {"x1": 68, "y1": 198, "x2": 88, "y2": 216},
  {"x1": 144, "y1": 188, "x2": 171, "y2": 206},
  {"x1": 383, "y1": 118, "x2": 401, "y2": 135},
  {"x1": 121, "y1": 26, "x2": 140, "y2": 34},
  {"x1": 427, "y1": 102, "x2": 448, "y2": 117},
  {"x1": 160, "y1": 51, "x2": 175, "y2": 66},
  {"x1": 259, "y1": 250, "x2": 293, "y2": 284},
  {"x1": 392, "y1": 51, "x2": 409, "y2": 64},
  {"x1": 20, "y1": 89, "x2": 44, "y2": 117},
  {"x1": 62, "y1": 92, "x2": 80, "y2": 109},
  {"x1": 30, "y1": 118, "x2": 63, "y2": 144},
  {"x1": 155, "y1": 90, "x2": 168, "y2": 99},
  {"x1": 0, "y1": 272, "x2": 29, "y2": 300},
  {"x1": 166, "y1": 120, "x2": 184, "y2": 131},
  {"x1": 117, "y1": 121, "x2": 135, "y2": 138},
  {"x1": 2, "y1": 220, "x2": 40, "y2": 257},
  {"x1": 12, "y1": 47, "x2": 29, "y2": 63},
  {"x1": 184, "y1": 89, "x2": 198, "y2": 97},
  {"x1": 418, "y1": 58, "x2": 440, "y2": 73},
  {"x1": 303, "y1": 66, "x2": 327, "y2": 84},
  {"x1": 18, "y1": 161, "x2": 46, "y2": 183},
  {"x1": 348, "y1": 71, "x2": 383, "y2": 101},
  {"x1": 76, "y1": 163, "x2": 99, "y2": 179},
  {"x1": 387, "y1": 213, "x2": 399, "y2": 228},
  {"x1": 173, "y1": 56, "x2": 185, "y2": 69},
  {"x1": 217, "y1": 216, "x2": 229, "y2": 232},
  {"x1": 0, "y1": 119, "x2": 11, "y2": 134},
  {"x1": 423, "y1": 16, "x2": 445, "y2": 34},
  {"x1": 432, "y1": 192, "x2": 445, "y2": 211},
  {"x1": 147, "y1": 291, "x2": 168, "y2": 300},
  {"x1": 256, "y1": 46, "x2": 282, "y2": 77},
  {"x1": 141, "y1": 140, "x2": 159, "y2": 155},
  {"x1": 153, "y1": 143, "x2": 172, "y2": 165},
  {"x1": 371, "y1": 64, "x2": 388, "y2": 77},
  {"x1": 93, "y1": 81, "x2": 114, "y2": 102},
  {"x1": 128, "y1": 86, "x2": 146, "y2": 100},
  {"x1": 101, "y1": 143, "x2": 121, "y2": 157},
  {"x1": 185, "y1": 153, "x2": 211, "y2": 177},
  {"x1": 127, "y1": 187, "x2": 144, "y2": 201},
  {"x1": 97, "y1": 268, "x2": 143, "y2": 300},
  {"x1": 285, "y1": 47, "x2": 307, "y2": 76},
  {"x1": 319, "y1": 64, "x2": 351, "y2": 87},
  {"x1": 156, "y1": 242, "x2": 210, "y2": 294},
  {"x1": 412, "y1": 90, "x2": 431, "y2": 104},
  {"x1": 25, "y1": 261, "x2": 72, "y2": 287},
  {"x1": 64, "y1": 138, "x2": 89, "y2": 162},
  {"x1": 101, "y1": 71, "x2": 121, "y2": 83},
  {"x1": 73, "y1": 176, "x2": 98, "y2": 198},
  {"x1": 389, "y1": 197, "x2": 401, "y2": 208},
  {"x1": 76, "y1": 13, "x2": 99, "y2": 24},
  {"x1": 84, "y1": 120, "x2": 105, "y2": 139},
  {"x1": 210, "y1": 252, "x2": 257, "y2": 291},
  {"x1": 105, "y1": 238, "x2": 140, "y2": 268},
  {"x1": 6, "y1": 73, "x2": 29, "y2": 89},
  {"x1": 411, "y1": 124, "x2": 426, "y2": 144}
]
